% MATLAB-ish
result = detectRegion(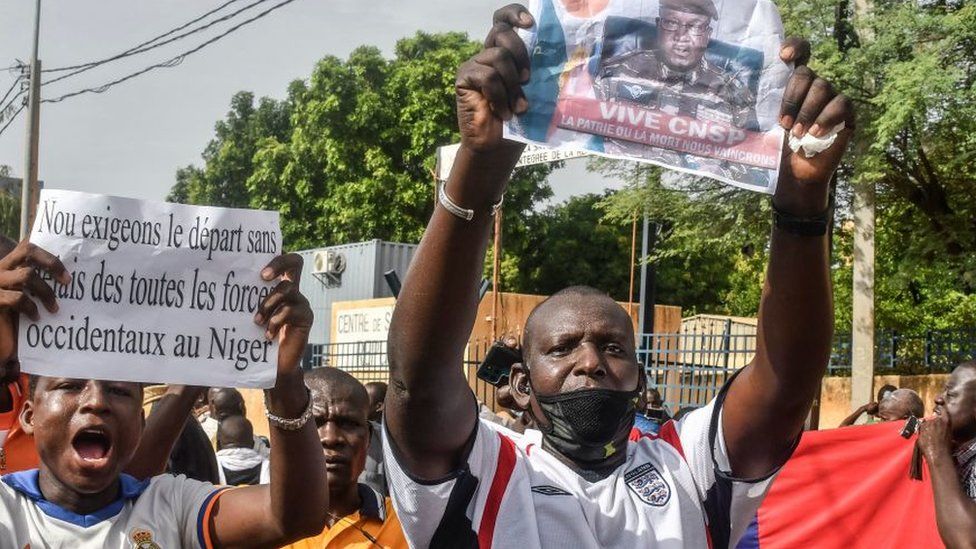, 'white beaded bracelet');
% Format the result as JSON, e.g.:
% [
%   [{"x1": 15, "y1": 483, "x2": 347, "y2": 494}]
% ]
[{"x1": 438, "y1": 182, "x2": 504, "y2": 221}]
